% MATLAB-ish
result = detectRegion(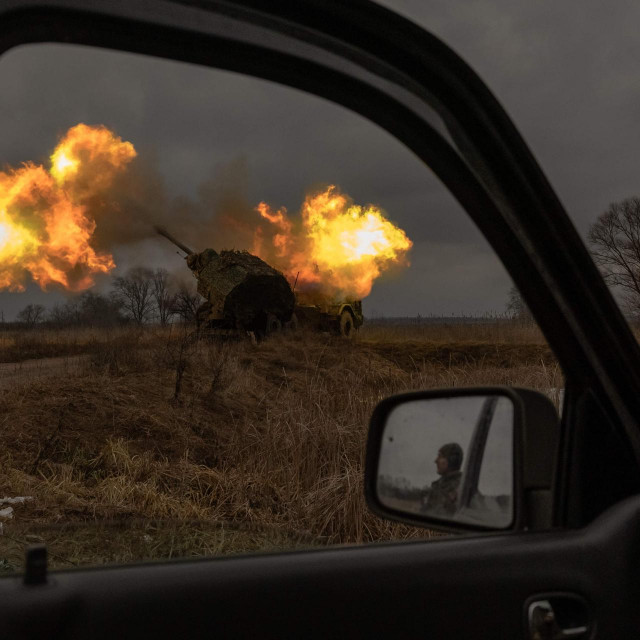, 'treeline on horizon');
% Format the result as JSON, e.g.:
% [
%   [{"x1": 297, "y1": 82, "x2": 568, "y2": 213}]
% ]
[
  {"x1": 0, "y1": 267, "x2": 201, "y2": 329},
  {"x1": 1, "y1": 309, "x2": 535, "y2": 330},
  {"x1": 0, "y1": 275, "x2": 547, "y2": 330}
]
